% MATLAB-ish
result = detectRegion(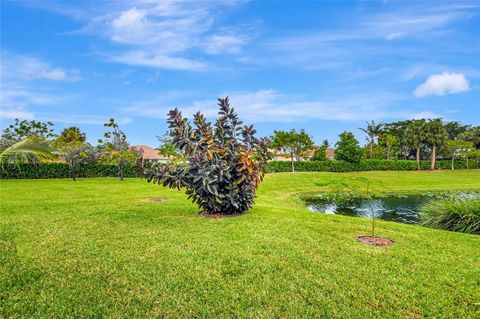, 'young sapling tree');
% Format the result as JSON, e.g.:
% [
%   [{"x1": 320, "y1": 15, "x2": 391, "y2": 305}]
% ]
[
  {"x1": 98, "y1": 118, "x2": 138, "y2": 181},
  {"x1": 271, "y1": 129, "x2": 314, "y2": 172},
  {"x1": 53, "y1": 127, "x2": 90, "y2": 181}
]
